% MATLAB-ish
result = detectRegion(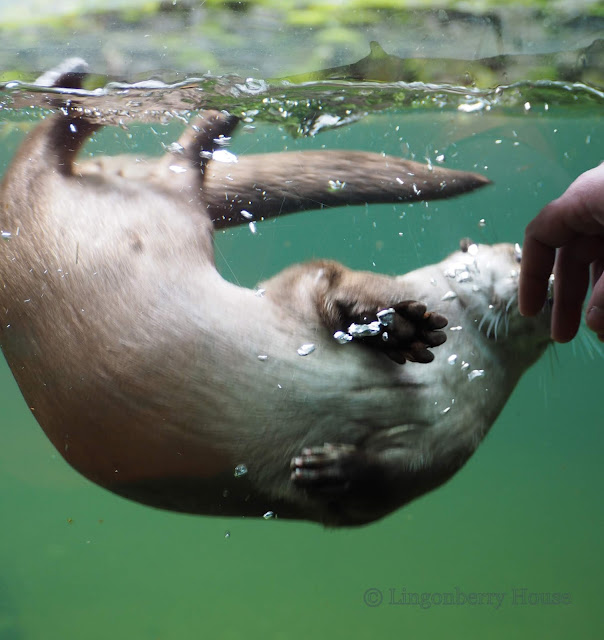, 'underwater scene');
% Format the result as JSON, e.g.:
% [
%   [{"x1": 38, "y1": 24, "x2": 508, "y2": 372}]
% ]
[{"x1": 0, "y1": 4, "x2": 603, "y2": 638}]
